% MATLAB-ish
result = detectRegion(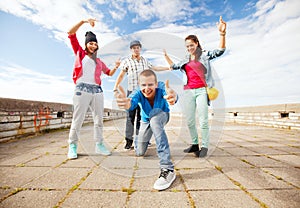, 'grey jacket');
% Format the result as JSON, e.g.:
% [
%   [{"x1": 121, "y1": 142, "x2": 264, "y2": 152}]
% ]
[{"x1": 171, "y1": 48, "x2": 225, "y2": 88}]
